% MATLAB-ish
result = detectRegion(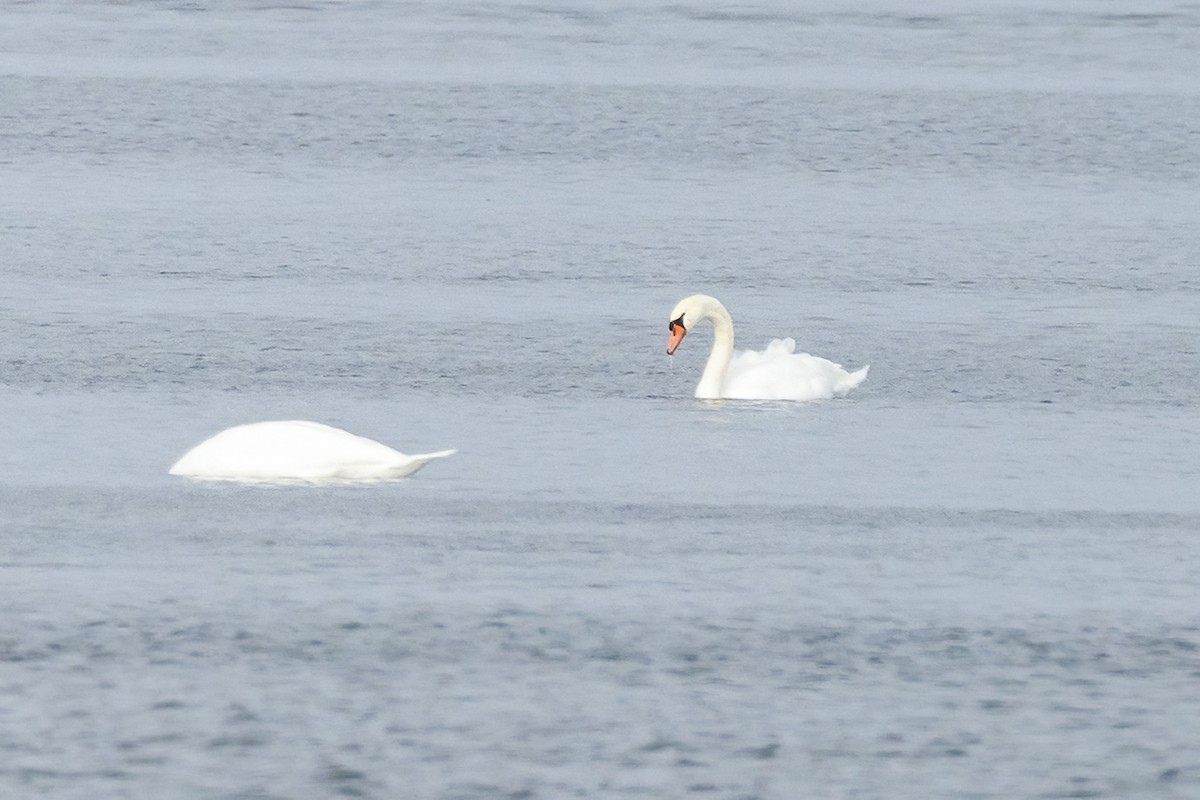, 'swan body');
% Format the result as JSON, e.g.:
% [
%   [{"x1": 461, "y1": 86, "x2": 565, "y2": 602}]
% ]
[
  {"x1": 667, "y1": 294, "x2": 868, "y2": 401},
  {"x1": 168, "y1": 420, "x2": 454, "y2": 483}
]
